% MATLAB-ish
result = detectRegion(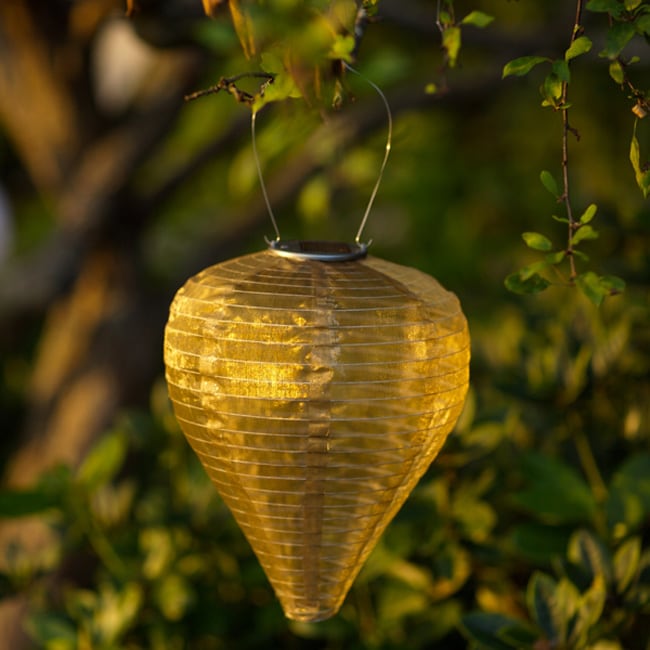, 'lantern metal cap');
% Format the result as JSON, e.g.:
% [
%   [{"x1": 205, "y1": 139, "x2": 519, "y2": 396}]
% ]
[{"x1": 268, "y1": 239, "x2": 368, "y2": 262}]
